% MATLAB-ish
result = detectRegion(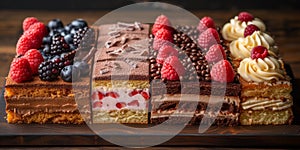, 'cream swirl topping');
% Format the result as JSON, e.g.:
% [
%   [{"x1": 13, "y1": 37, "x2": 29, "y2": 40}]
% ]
[
  {"x1": 238, "y1": 56, "x2": 285, "y2": 83},
  {"x1": 222, "y1": 16, "x2": 266, "y2": 41},
  {"x1": 242, "y1": 97, "x2": 293, "y2": 111},
  {"x1": 229, "y1": 31, "x2": 277, "y2": 60}
]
